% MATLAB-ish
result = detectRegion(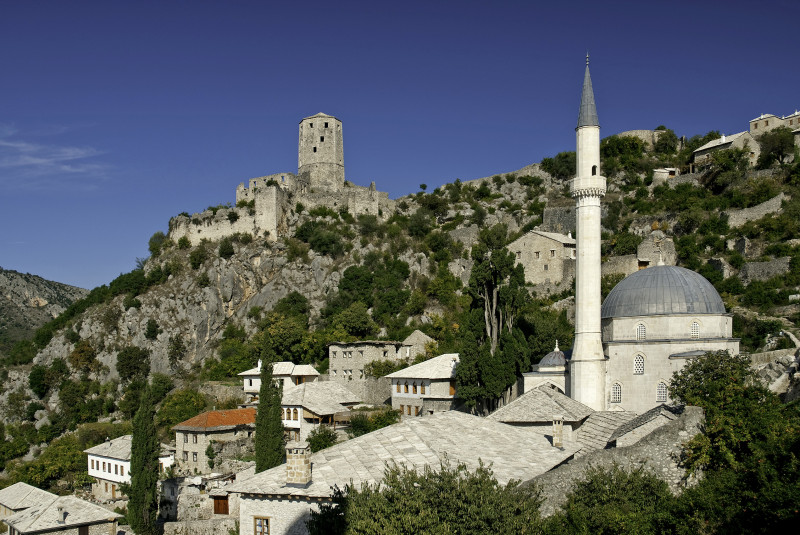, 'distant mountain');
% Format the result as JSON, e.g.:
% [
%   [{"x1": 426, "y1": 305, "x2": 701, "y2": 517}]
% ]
[{"x1": 0, "y1": 267, "x2": 88, "y2": 358}]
